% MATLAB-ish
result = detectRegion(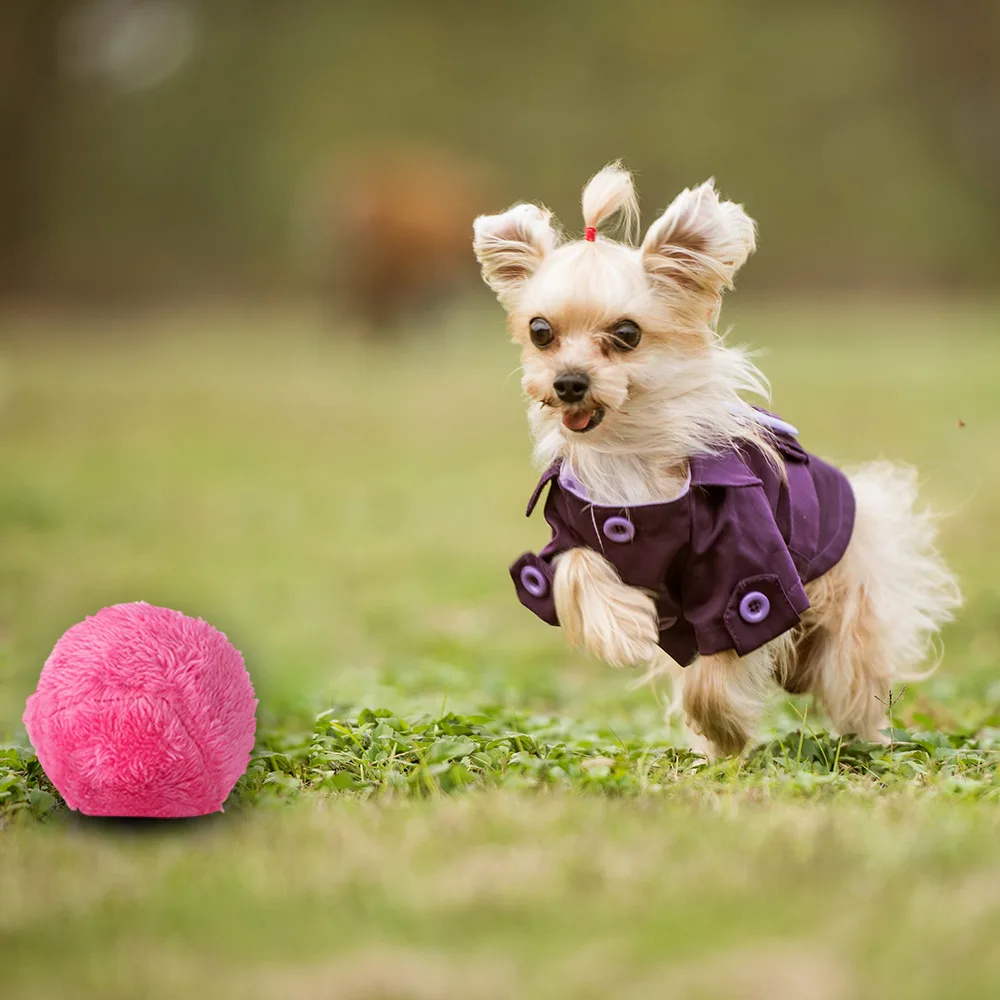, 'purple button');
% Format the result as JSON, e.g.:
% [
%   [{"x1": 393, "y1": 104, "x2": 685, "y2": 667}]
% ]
[
  {"x1": 739, "y1": 591, "x2": 770, "y2": 624},
  {"x1": 602, "y1": 516, "x2": 635, "y2": 544},
  {"x1": 520, "y1": 565, "x2": 548, "y2": 599}
]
